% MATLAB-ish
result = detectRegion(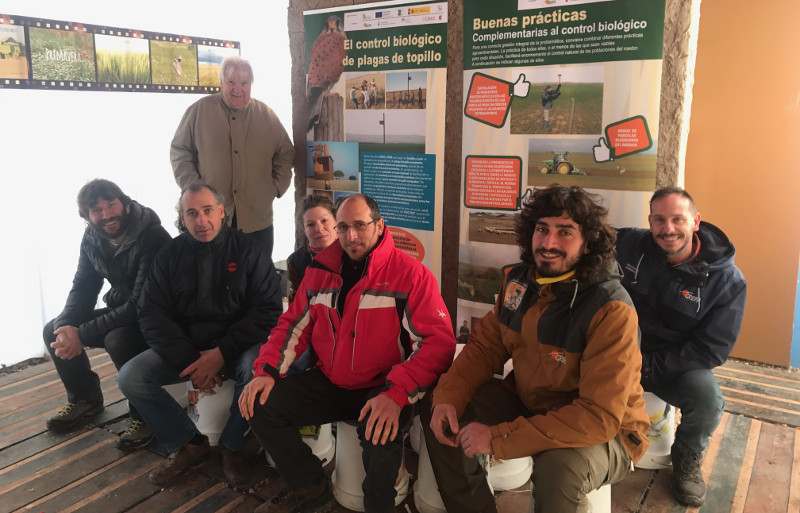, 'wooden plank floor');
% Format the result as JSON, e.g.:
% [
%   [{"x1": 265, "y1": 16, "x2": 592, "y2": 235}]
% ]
[{"x1": 1, "y1": 351, "x2": 798, "y2": 513}]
